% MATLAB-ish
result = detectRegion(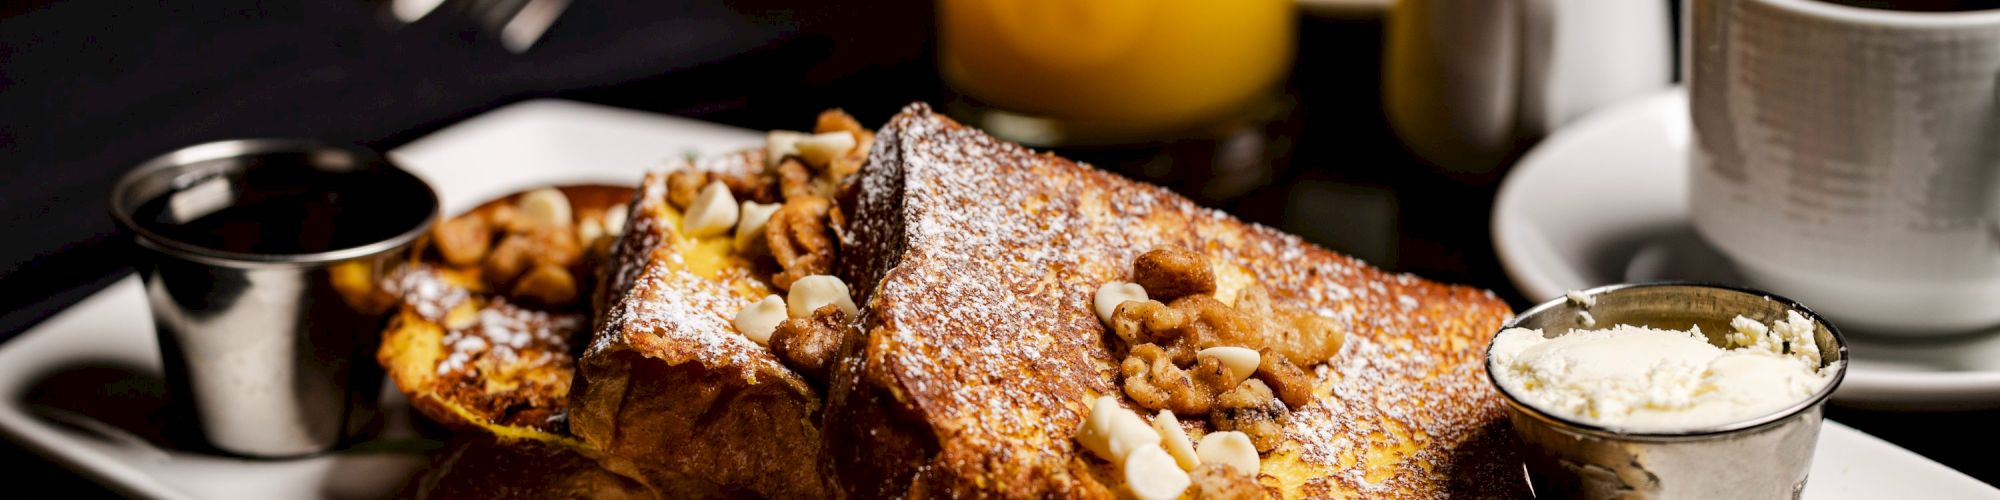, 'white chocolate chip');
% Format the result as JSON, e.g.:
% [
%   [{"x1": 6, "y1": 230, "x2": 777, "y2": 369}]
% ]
[
  {"x1": 1076, "y1": 395, "x2": 1158, "y2": 464},
  {"x1": 1093, "y1": 281, "x2": 1148, "y2": 325},
  {"x1": 1197, "y1": 346, "x2": 1260, "y2": 387},
  {"x1": 1151, "y1": 411, "x2": 1199, "y2": 471},
  {"x1": 787, "y1": 275, "x2": 857, "y2": 318},
  {"x1": 576, "y1": 217, "x2": 604, "y2": 246},
  {"x1": 1123, "y1": 445, "x2": 1191, "y2": 500},
  {"x1": 603, "y1": 204, "x2": 629, "y2": 236},
  {"x1": 1196, "y1": 431, "x2": 1260, "y2": 476},
  {"x1": 795, "y1": 131, "x2": 857, "y2": 168},
  {"x1": 681, "y1": 180, "x2": 738, "y2": 238},
  {"x1": 766, "y1": 130, "x2": 810, "y2": 168},
  {"x1": 732, "y1": 295, "x2": 787, "y2": 346},
  {"x1": 734, "y1": 201, "x2": 782, "y2": 253},
  {"x1": 517, "y1": 188, "x2": 573, "y2": 228}
]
